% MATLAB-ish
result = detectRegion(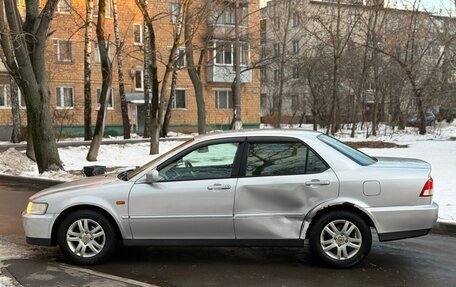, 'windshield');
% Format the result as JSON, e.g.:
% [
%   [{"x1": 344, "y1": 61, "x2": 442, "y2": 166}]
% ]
[
  {"x1": 318, "y1": 134, "x2": 377, "y2": 166},
  {"x1": 125, "y1": 138, "x2": 194, "y2": 180}
]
